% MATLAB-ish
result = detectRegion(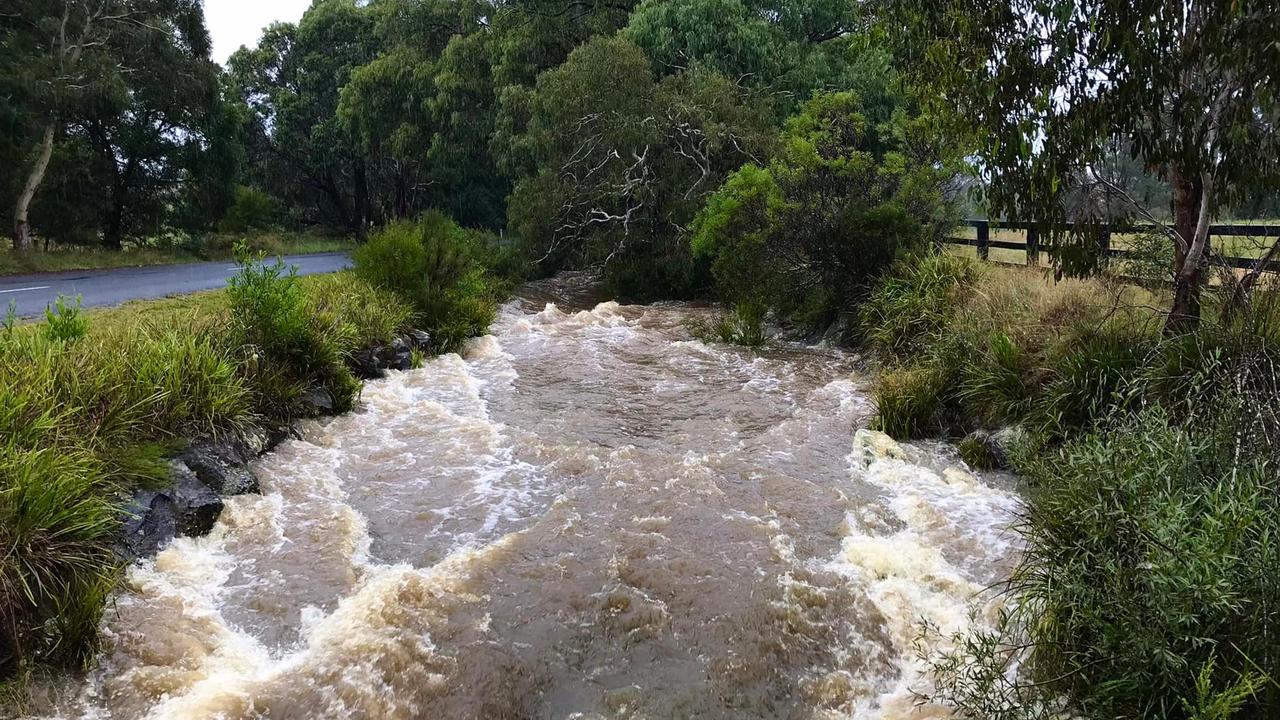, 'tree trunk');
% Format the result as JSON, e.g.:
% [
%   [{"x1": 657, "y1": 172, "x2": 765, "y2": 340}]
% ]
[
  {"x1": 11, "y1": 123, "x2": 56, "y2": 252},
  {"x1": 353, "y1": 158, "x2": 370, "y2": 240},
  {"x1": 394, "y1": 169, "x2": 409, "y2": 219},
  {"x1": 1165, "y1": 167, "x2": 1208, "y2": 334}
]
